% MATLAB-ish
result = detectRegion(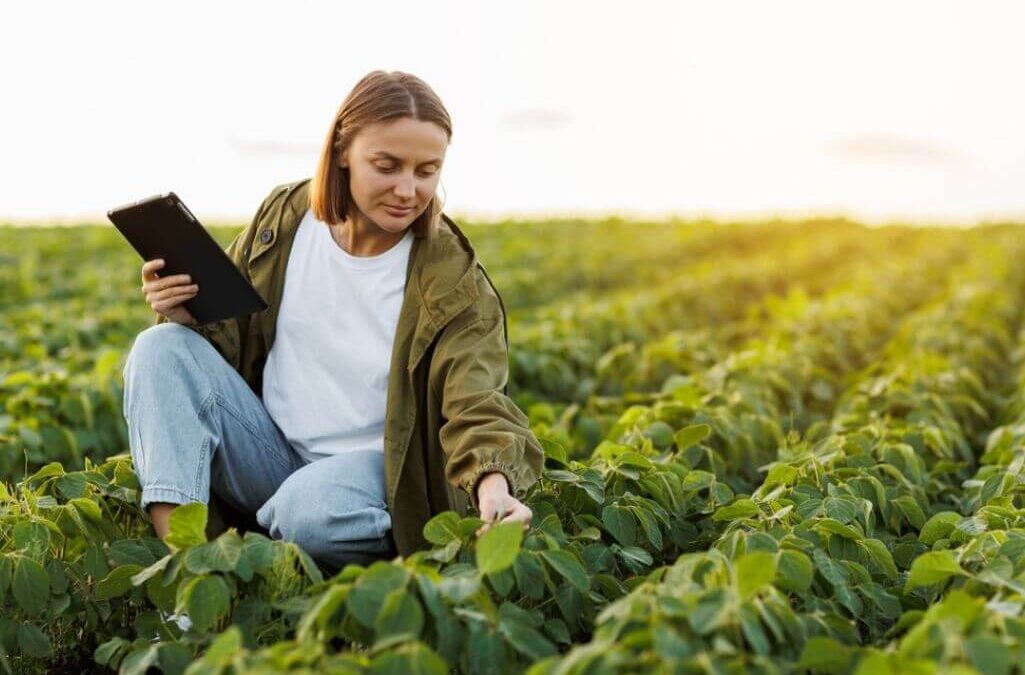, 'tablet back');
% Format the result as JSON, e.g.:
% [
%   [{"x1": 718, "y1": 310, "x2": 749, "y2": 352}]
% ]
[{"x1": 108, "y1": 192, "x2": 268, "y2": 325}]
